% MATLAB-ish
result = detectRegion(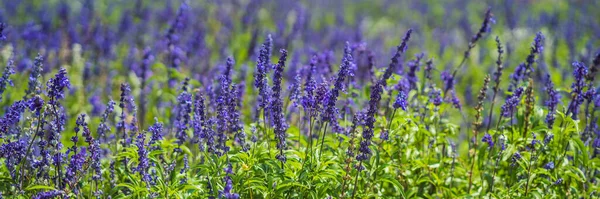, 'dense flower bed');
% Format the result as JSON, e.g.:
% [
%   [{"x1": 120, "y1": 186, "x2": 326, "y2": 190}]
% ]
[{"x1": 0, "y1": 1, "x2": 599, "y2": 198}]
